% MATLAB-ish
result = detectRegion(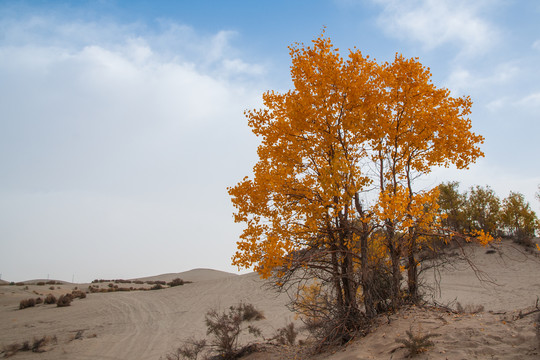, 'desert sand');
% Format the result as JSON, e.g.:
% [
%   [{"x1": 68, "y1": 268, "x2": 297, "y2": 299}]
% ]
[{"x1": 1, "y1": 240, "x2": 539, "y2": 359}]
